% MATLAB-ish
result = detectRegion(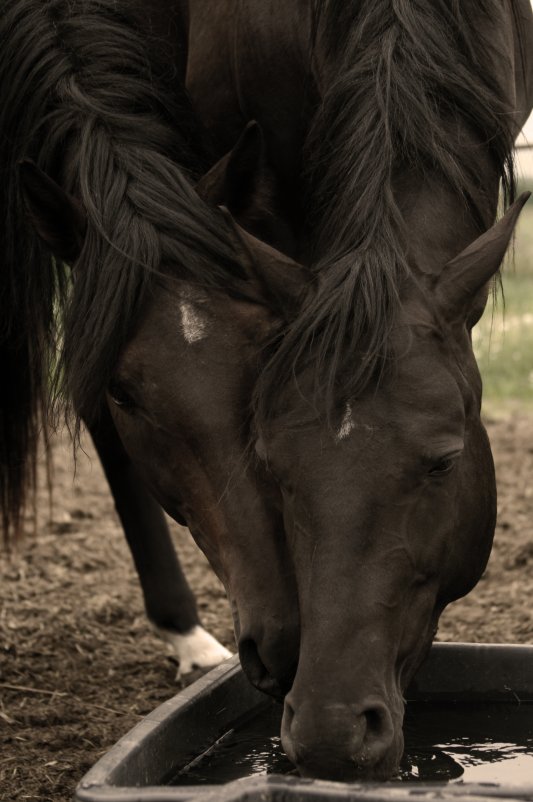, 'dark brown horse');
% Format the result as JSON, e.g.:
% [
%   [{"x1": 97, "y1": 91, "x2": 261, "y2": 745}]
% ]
[
  {"x1": 3, "y1": 0, "x2": 533, "y2": 784},
  {"x1": 181, "y1": 0, "x2": 533, "y2": 779},
  {"x1": 0, "y1": 0, "x2": 305, "y2": 682}
]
